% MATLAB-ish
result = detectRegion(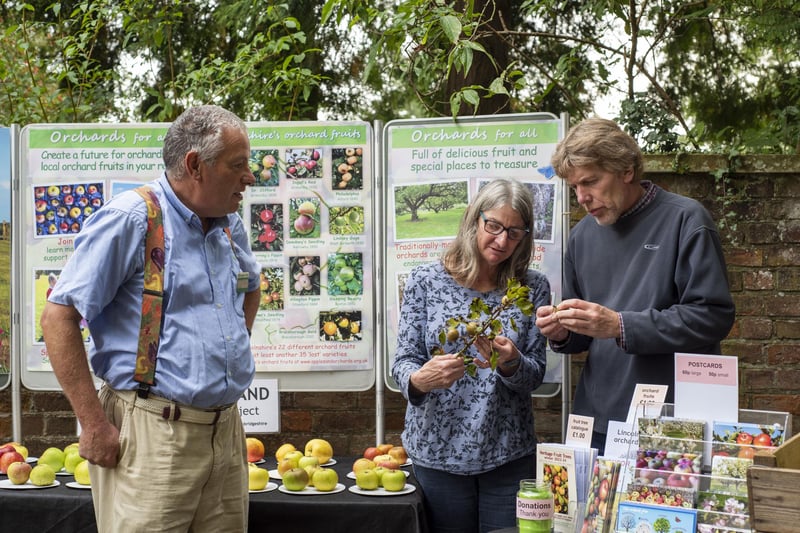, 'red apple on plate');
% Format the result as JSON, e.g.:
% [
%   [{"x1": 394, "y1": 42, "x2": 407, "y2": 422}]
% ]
[
  {"x1": 246, "y1": 437, "x2": 265, "y2": 463},
  {"x1": 363, "y1": 447, "x2": 380, "y2": 461},
  {"x1": 0, "y1": 451, "x2": 25, "y2": 474}
]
